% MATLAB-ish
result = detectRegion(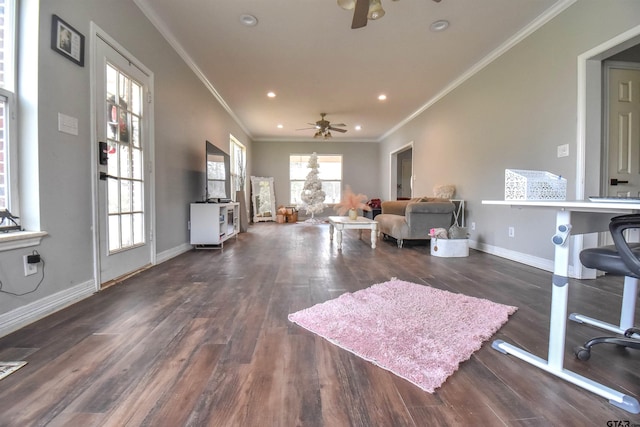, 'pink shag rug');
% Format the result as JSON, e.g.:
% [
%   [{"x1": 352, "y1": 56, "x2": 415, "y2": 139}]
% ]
[{"x1": 288, "y1": 279, "x2": 517, "y2": 393}]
